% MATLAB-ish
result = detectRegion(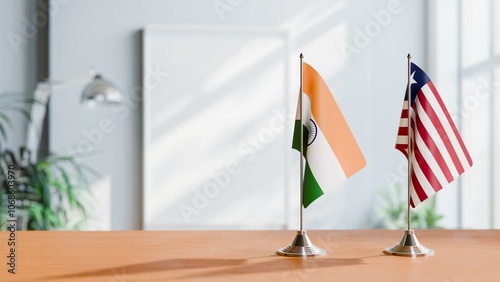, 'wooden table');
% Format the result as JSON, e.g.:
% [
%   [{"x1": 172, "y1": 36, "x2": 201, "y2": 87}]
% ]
[{"x1": 0, "y1": 230, "x2": 499, "y2": 281}]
